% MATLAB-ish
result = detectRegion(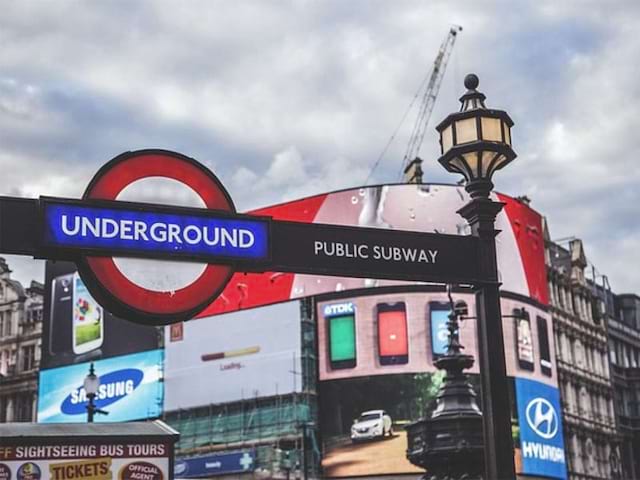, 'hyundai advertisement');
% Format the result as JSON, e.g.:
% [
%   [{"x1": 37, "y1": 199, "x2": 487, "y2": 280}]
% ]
[
  {"x1": 37, "y1": 349, "x2": 164, "y2": 423},
  {"x1": 316, "y1": 288, "x2": 563, "y2": 477},
  {"x1": 515, "y1": 378, "x2": 567, "y2": 479}
]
